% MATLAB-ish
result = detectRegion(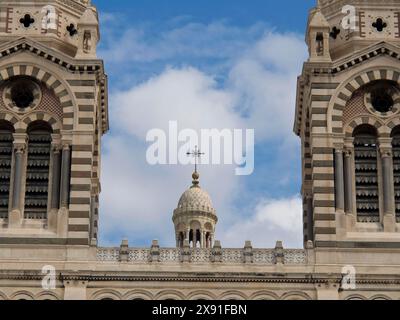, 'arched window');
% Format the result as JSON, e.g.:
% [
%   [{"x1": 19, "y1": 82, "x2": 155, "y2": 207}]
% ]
[
  {"x1": 353, "y1": 125, "x2": 379, "y2": 222},
  {"x1": 392, "y1": 126, "x2": 400, "y2": 222},
  {"x1": 0, "y1": 121, "x2": 14, "y2": 218},
  {"x1": 24, "y1": 121, "x2": 52, "y2": 219}
]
